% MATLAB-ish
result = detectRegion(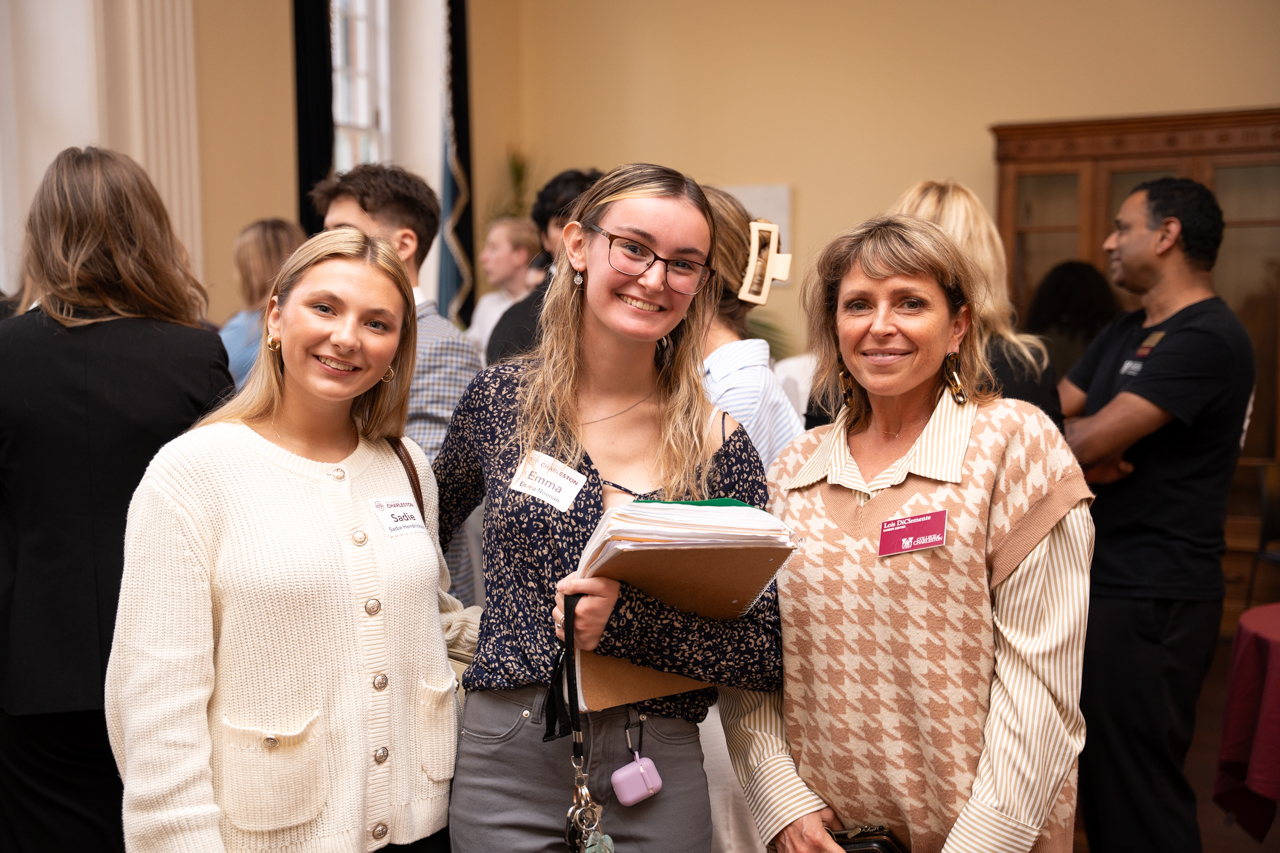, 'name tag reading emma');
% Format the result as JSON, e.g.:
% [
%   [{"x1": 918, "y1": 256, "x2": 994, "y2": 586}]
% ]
[
  {"x1": 509, "y1": 451, "x2": 586, "y2": 512},
  {"x1": 371, "y1": 496, "x2": 428, "y2": 537},
  {"x1": 878, "y1": 510, "x2": 948, "y2": 557}
]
